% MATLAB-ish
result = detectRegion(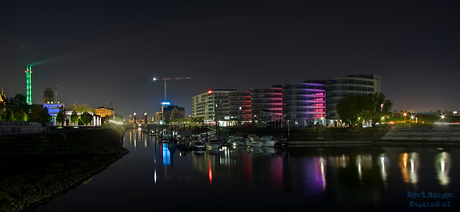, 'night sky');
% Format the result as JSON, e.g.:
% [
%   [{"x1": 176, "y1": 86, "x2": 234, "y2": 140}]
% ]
[{"x1": 1, "y1": 0, "x2": 459, "y2": 118}]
